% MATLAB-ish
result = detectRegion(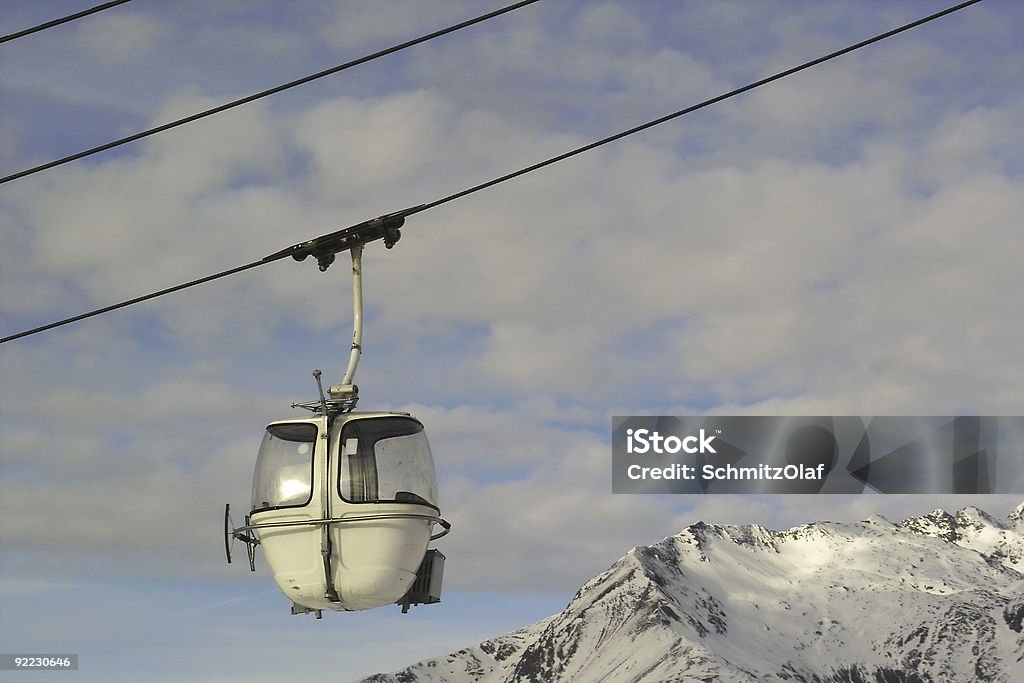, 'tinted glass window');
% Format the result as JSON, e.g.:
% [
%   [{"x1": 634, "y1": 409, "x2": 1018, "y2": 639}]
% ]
[
  {"x1": 340, "y1": 417, "x2": 438, "y2": 507},
  {"x1": 251, "y1": 422, "x2": 317, "y2": 511}
]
